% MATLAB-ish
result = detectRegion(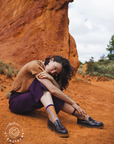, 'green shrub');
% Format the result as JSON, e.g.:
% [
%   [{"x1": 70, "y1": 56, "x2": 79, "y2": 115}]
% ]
[
  {"x1": 82, "y1": 73, "x2": 85, "y2": 78},
  {"x1": 92, "y1": 71, "x2": 98, "y2": 76},
  {"x1": 79, "y1": 64, "x2": 84, "y2": 68},
  {"x1": 85, "y1": 57, "x2": 114, "y2": 80},
  {"x1": 98, "y1": 66, "x2": 107, "y2": 74},
  {"x1": 104, "y1": 73, "x2": 114, "y2": 79},
  {"x1": 0, "y1": 61, "x2": 20, "y2": 78},
  {"x1": 6, "y1": 68, "x2": 13, "y2": 78},
  {"x1": 86, "y1": 57, "x2": 94, "y2": 74},
  {"x1": 0, "y1": 64, "x2": 6, "y2": 74},
  {"x1": 93, "y1": 63, "x2": 100, "y2": 71},
  {"x1": 99, "y1": 74, "x2": 104, "y2": 77},
  {"x1": 77, "y1": 78, "x2": 84, "y2": 81},
  {"x1": 5, "y1": 64, "x2": 9, "y2": 69},
  {"x1": 103, "y1": 59, "x2": 110, "y2": 65},
  {"x1": 77, "y1": 69, "x2": 83, "y2": 74},
  {"x1": 9, "y1": 65, "x2": 14, "y2": 73}
]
